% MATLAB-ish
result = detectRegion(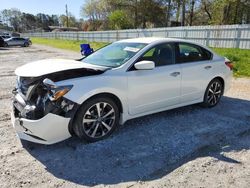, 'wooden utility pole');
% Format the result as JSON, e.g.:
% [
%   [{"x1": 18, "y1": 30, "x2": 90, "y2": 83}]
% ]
[{"x1": 65, "y1": 4, "x2": 69, "y2": 27}]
